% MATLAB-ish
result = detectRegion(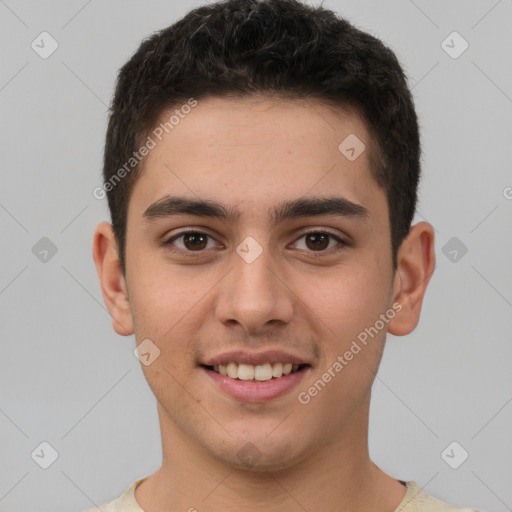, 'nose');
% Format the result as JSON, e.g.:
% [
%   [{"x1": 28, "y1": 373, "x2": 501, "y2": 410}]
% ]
[{"x1": 214, "y1": 241, "x2": 295, "y2": 336}]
